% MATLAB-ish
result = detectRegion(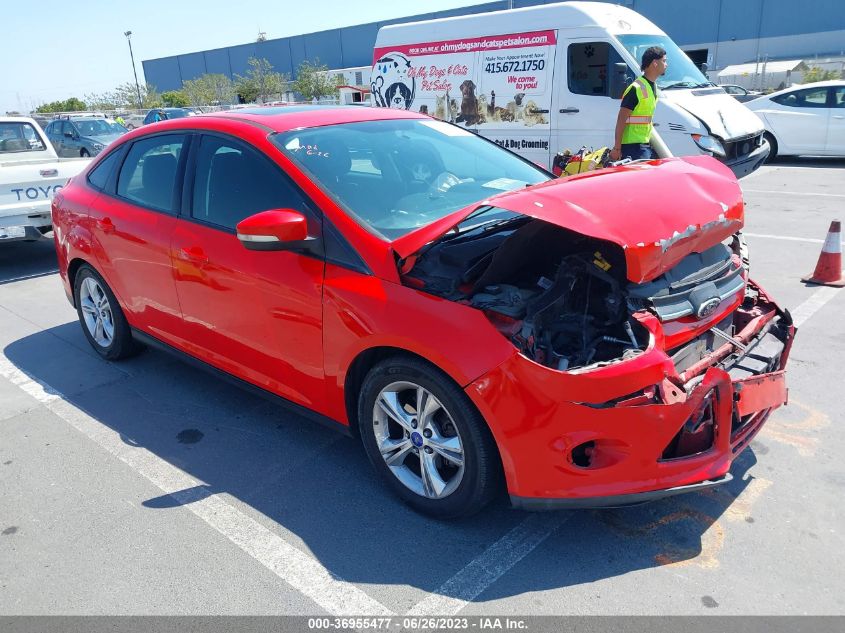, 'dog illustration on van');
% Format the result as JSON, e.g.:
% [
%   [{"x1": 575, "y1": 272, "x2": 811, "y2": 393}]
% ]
[{"x1": 371, "y1": 52, "x2": 415, "y2": 109}]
